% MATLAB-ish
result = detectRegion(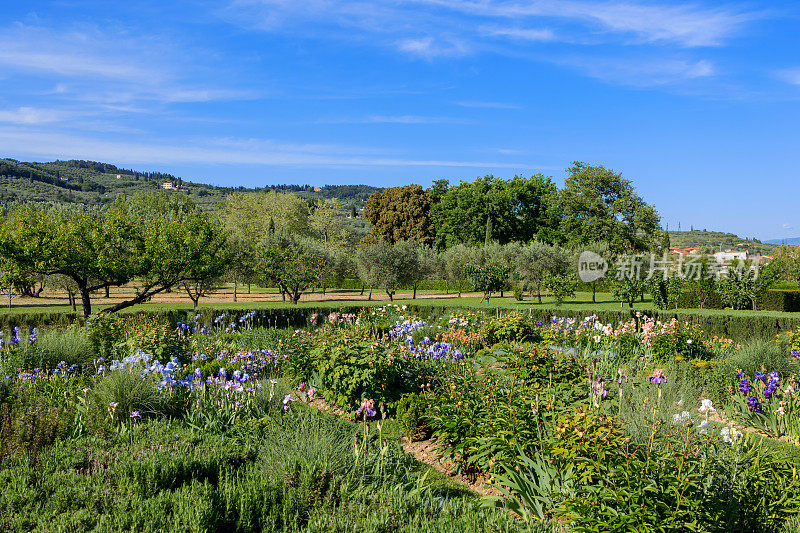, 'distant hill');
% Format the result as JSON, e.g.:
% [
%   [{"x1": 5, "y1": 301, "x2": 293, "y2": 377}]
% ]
[
  {"x1": 668, "y1": 230, "x2": 775, "y2": 255},
  {"x1": 765, "y1": 237, "x2": 800, "y2": 245},
  {"x1": 0, "y1": 158, "x2": 382, "y2": 211}
]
